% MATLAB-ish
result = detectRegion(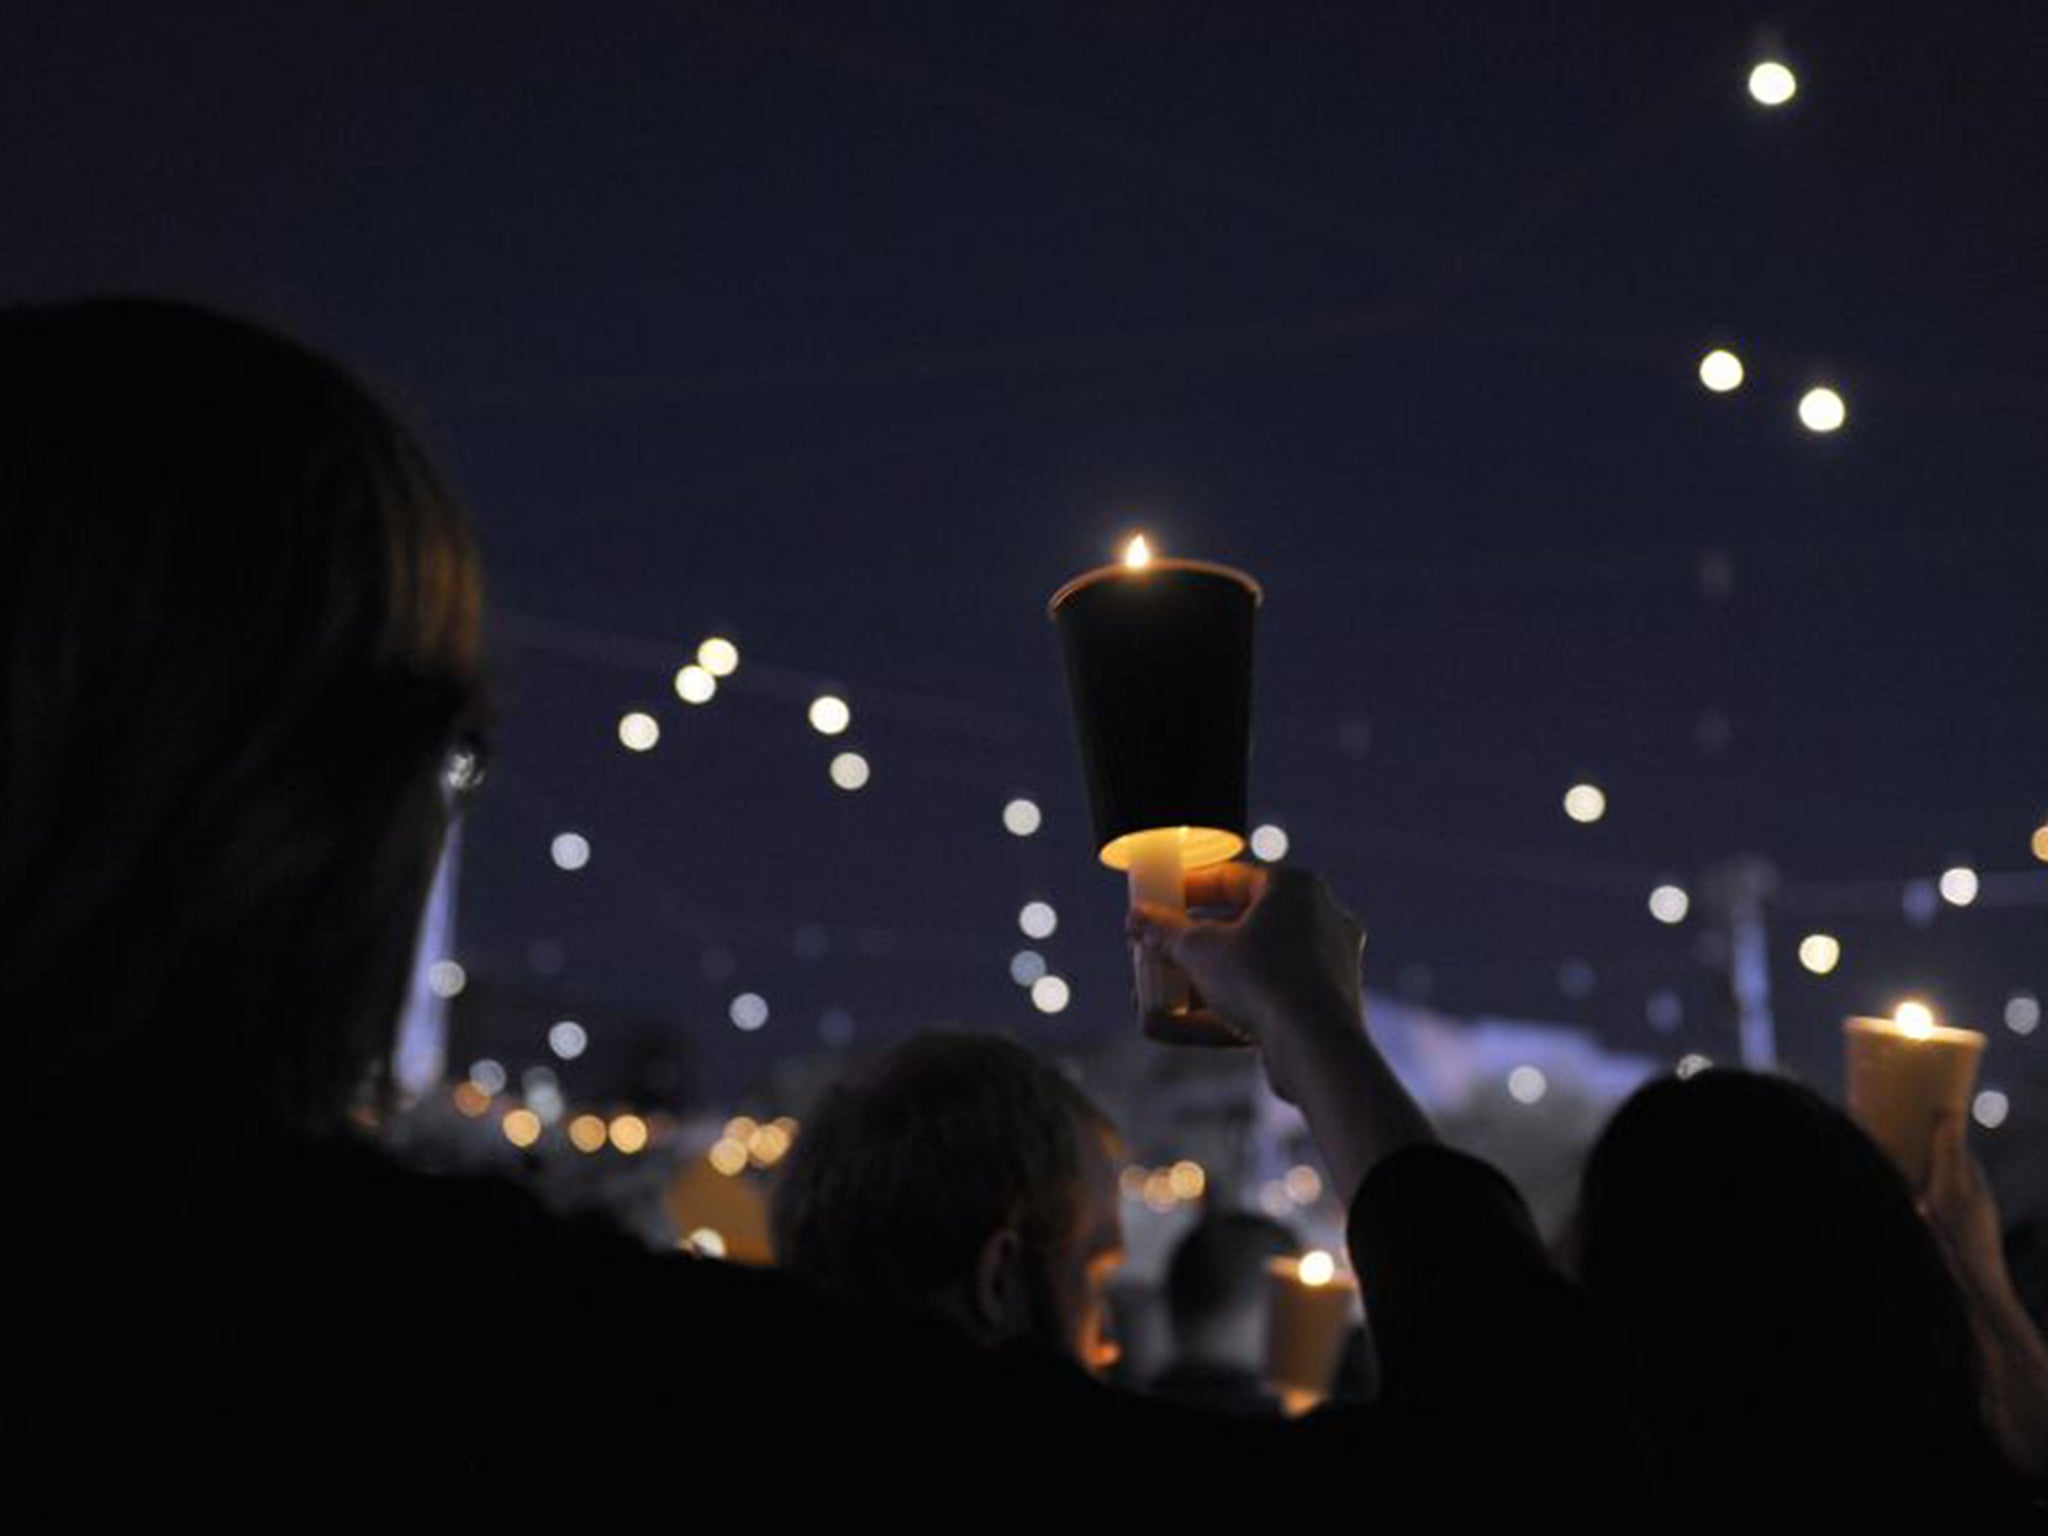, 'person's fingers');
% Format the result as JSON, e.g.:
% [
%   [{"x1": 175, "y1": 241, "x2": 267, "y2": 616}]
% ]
[{"x1": 1182, "y1": 861, "x2": 1266, "y2": 912}]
